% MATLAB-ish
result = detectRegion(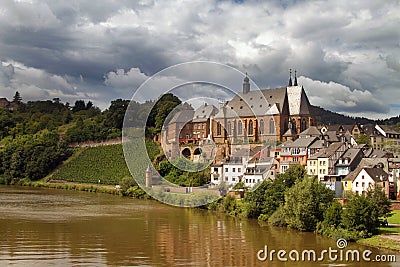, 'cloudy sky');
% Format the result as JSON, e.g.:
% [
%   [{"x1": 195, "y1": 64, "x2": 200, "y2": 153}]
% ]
[{"x1": 0, "y1": 0, "x2": 399, "y2": 119}]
